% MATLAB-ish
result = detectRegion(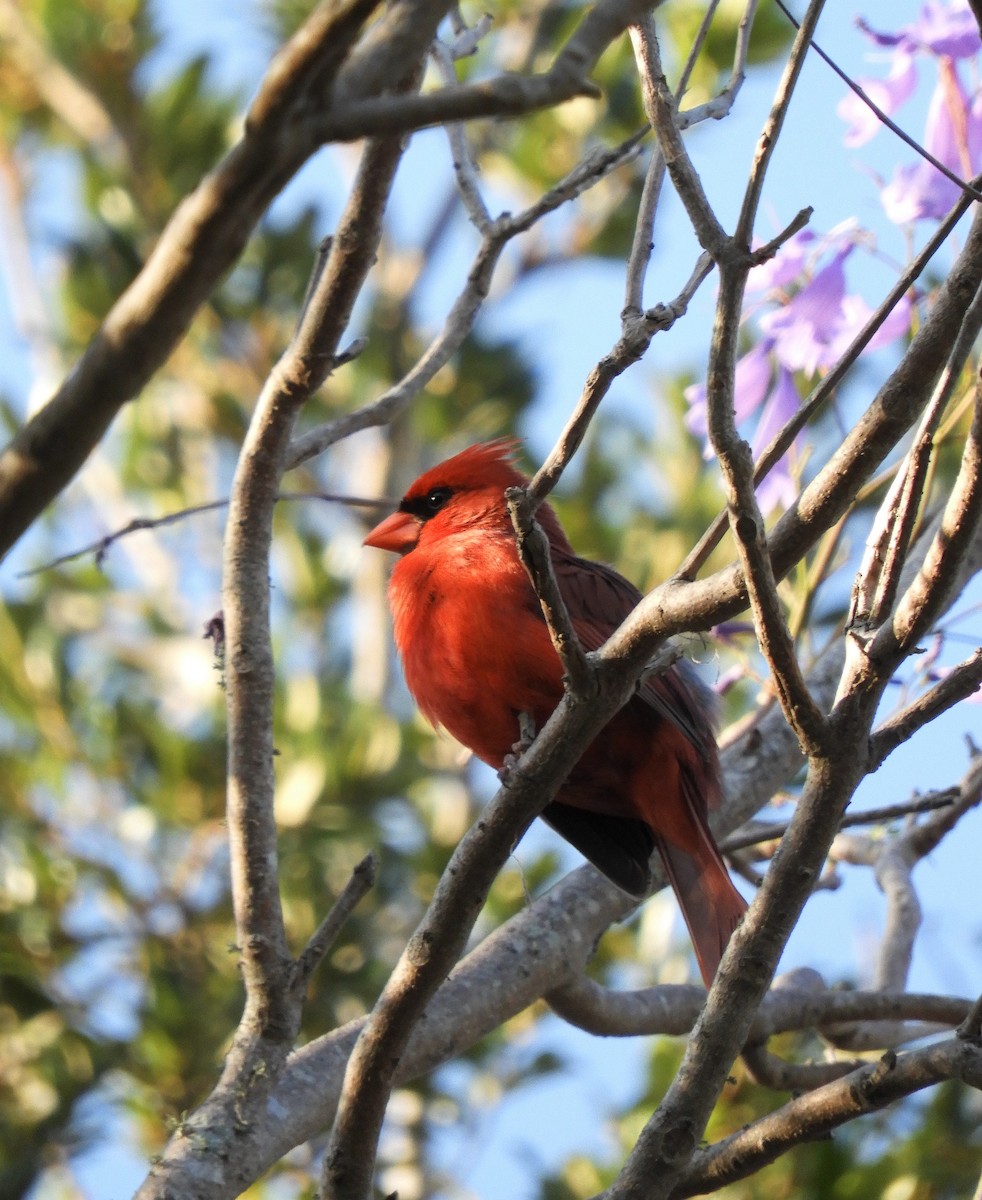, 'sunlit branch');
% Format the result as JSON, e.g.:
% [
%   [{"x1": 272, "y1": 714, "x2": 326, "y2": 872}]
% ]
[
  {"x1": 528, "y1": 252, "x2": 714, "y2": 508},
  {"x1": 547, "y1": 972, "x2": 970, "y2": 1042},
  {"x1": 721, "y1": 788, "x2": 958, "y2": 854},
  {"x1": 677, "y1": 1038, "x2": 982, "y2": 1197},
  {"x1": 736, "y1": 0, "x2": 827, "y2": 244},
  {"x1": 851, "y1": 288, "x2": 982, "y2": 632}
]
